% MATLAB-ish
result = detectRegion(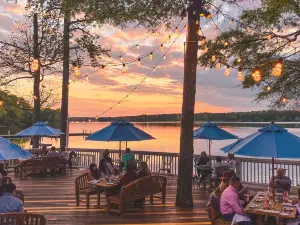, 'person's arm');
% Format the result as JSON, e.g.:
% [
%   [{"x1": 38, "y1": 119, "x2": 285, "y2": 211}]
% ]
[
  {"x1": 277, "y1": 177, "x2": 292, "y2": 188},
  {"x1": 269, "y1": 176, "x2": 275, "y2": 188},
  {"x1": 226, "y1": 193, "x2": 244, "y2": 215},
  {"x1": 17, "y1": 202, "x2": 24, "y2": 213}
]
